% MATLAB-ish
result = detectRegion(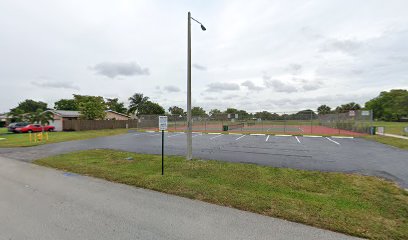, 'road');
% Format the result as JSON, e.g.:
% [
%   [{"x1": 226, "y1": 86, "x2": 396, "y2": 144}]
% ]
[
  {"x1": 0, "y1": 156, "x2": 359, "y2": 240},
  {"x1": 1, "y1": 131, "x2": 408, "y2": 188}
]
